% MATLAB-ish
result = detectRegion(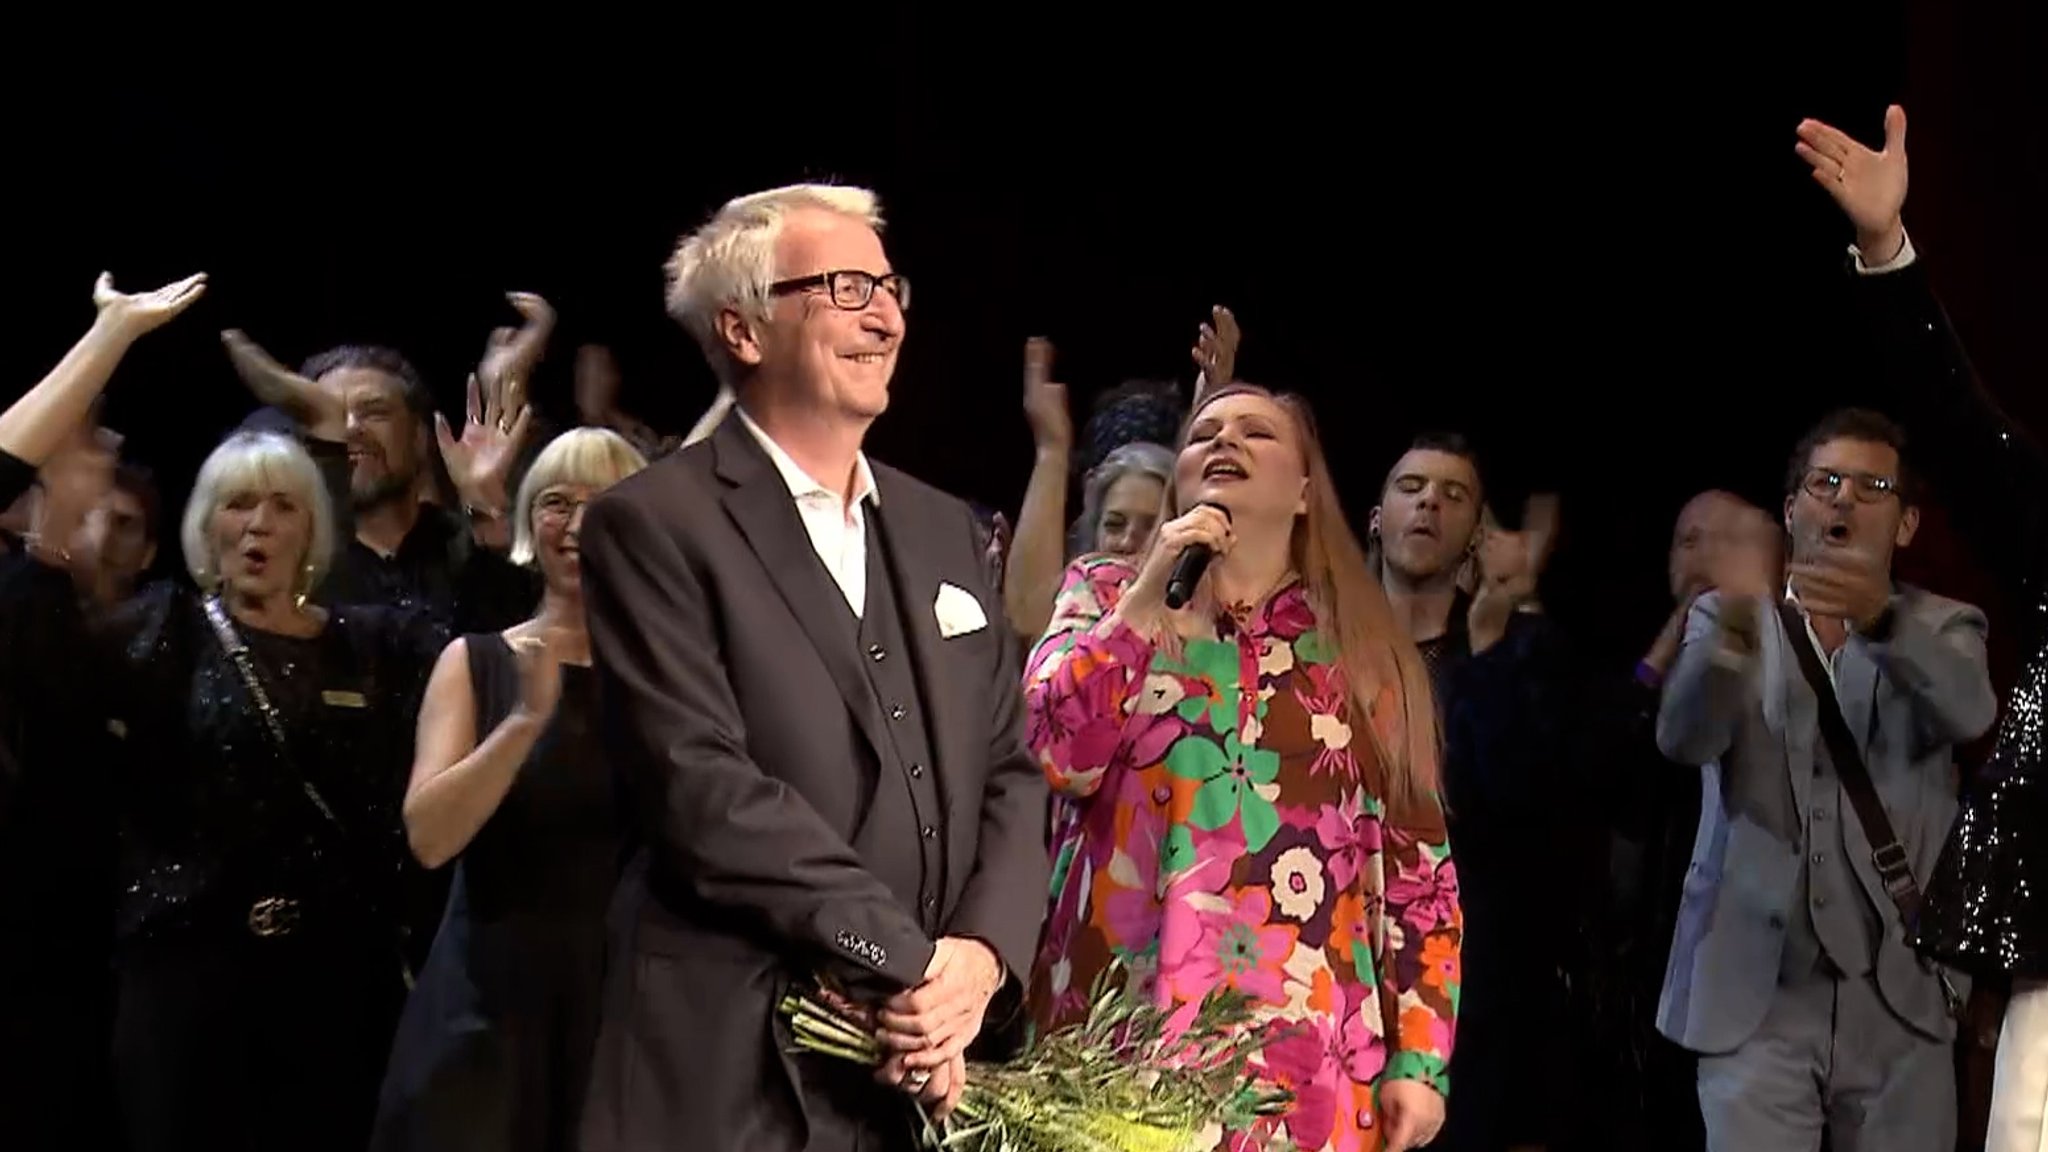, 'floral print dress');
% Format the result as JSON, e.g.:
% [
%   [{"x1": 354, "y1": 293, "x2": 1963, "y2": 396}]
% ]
[{"x1": 1025, "y1": 556, "x2": 1462, "y2": 1152}]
